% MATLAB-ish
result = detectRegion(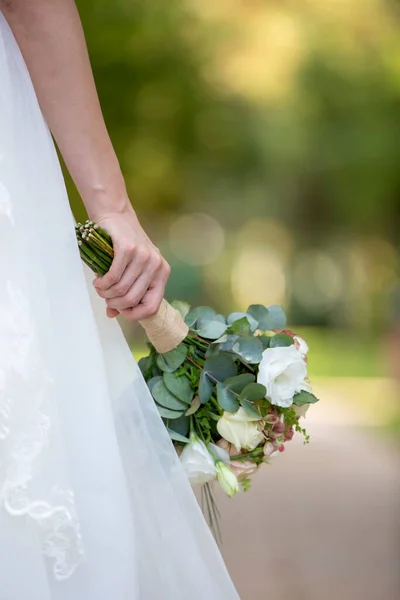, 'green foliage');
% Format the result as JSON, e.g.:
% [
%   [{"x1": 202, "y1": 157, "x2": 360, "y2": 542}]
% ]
[
  {"x1": 156, "y1": 343, "x2": 187, "y2": 373},
  {"x1": 292, "y1": 391, "x2": 319, "y2": 406},
  {"x1": 163, "y1": 372, "x2": 193, "y2": 404}
]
